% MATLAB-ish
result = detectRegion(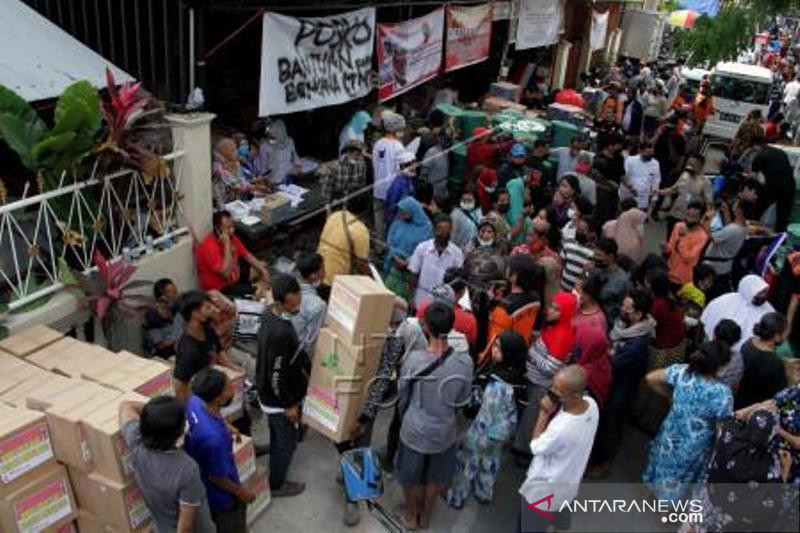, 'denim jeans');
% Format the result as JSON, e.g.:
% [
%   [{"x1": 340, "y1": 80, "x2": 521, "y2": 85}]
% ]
[{"x1": 267, "y1": 413, "x2": 298, "y2": 490}]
